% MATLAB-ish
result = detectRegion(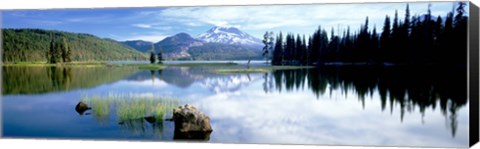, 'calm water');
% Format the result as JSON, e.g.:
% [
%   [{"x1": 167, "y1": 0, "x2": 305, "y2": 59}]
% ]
[{"x1": 1, "y1": 62, "x2": 469, "y2": 147}]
